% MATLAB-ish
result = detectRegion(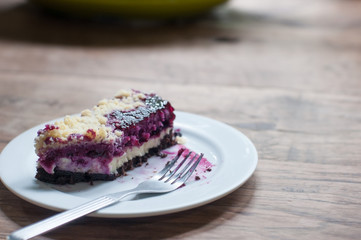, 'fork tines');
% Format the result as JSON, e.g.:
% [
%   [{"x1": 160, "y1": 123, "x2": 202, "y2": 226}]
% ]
[{"x1": 159, "y1": 148, "x2": 204, "y2": 184}]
